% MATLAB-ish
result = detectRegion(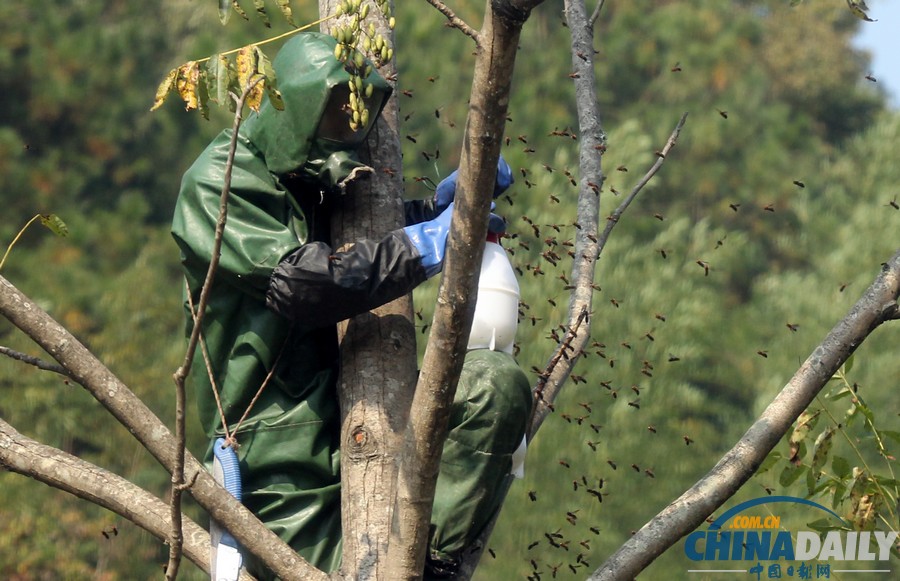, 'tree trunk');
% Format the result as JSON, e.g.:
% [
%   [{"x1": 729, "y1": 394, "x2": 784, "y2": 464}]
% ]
[{"x1": 318, "y1": 2, "x2": 418, "y2": 580}]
